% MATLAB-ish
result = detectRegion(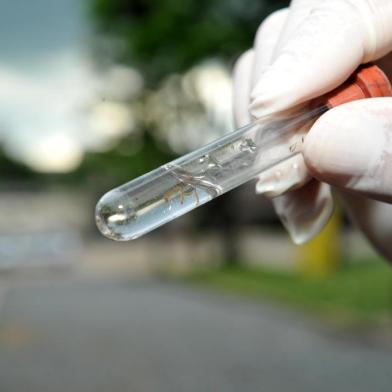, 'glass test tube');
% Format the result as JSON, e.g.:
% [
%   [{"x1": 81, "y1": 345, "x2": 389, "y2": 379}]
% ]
[{"x1": 95, "y1": 107, "x2": 325, "y2": 241}]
